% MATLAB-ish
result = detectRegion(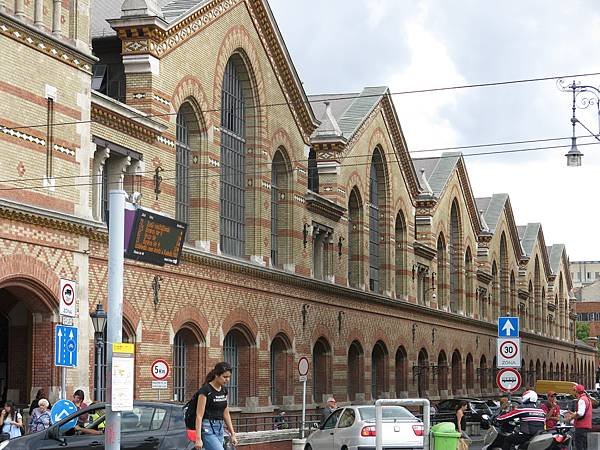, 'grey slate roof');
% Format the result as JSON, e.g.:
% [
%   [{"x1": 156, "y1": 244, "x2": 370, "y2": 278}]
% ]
[
  {"x1": 549, "y1": 244, "x2": 565, "y2": 274},
  {"x1": 308, "y1": 87, "x2": 388, "y2": 139},
  {"x1": 475, "y1": 193, "x2": 508, "y2": 233},
  {"x1": 517, "y1": 225, "x2": 526, "y2": 239},
  {"x1": 91, "y1": 0, "x2": 208, "y2": 38},
  {"x1": 520, "y1": 223, "x2": 541, "y2": 257},
  {"x1": 412, "y1": 152, "x2": 462, "y2": 197}
]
